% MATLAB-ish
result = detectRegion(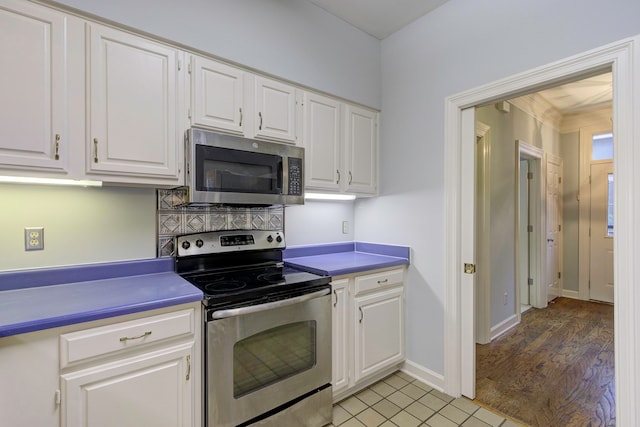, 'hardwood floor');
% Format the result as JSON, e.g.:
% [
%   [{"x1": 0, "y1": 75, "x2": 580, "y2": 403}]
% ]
[{"x1": 475, "y1": 297, "x2": 615, "y2": 426}]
